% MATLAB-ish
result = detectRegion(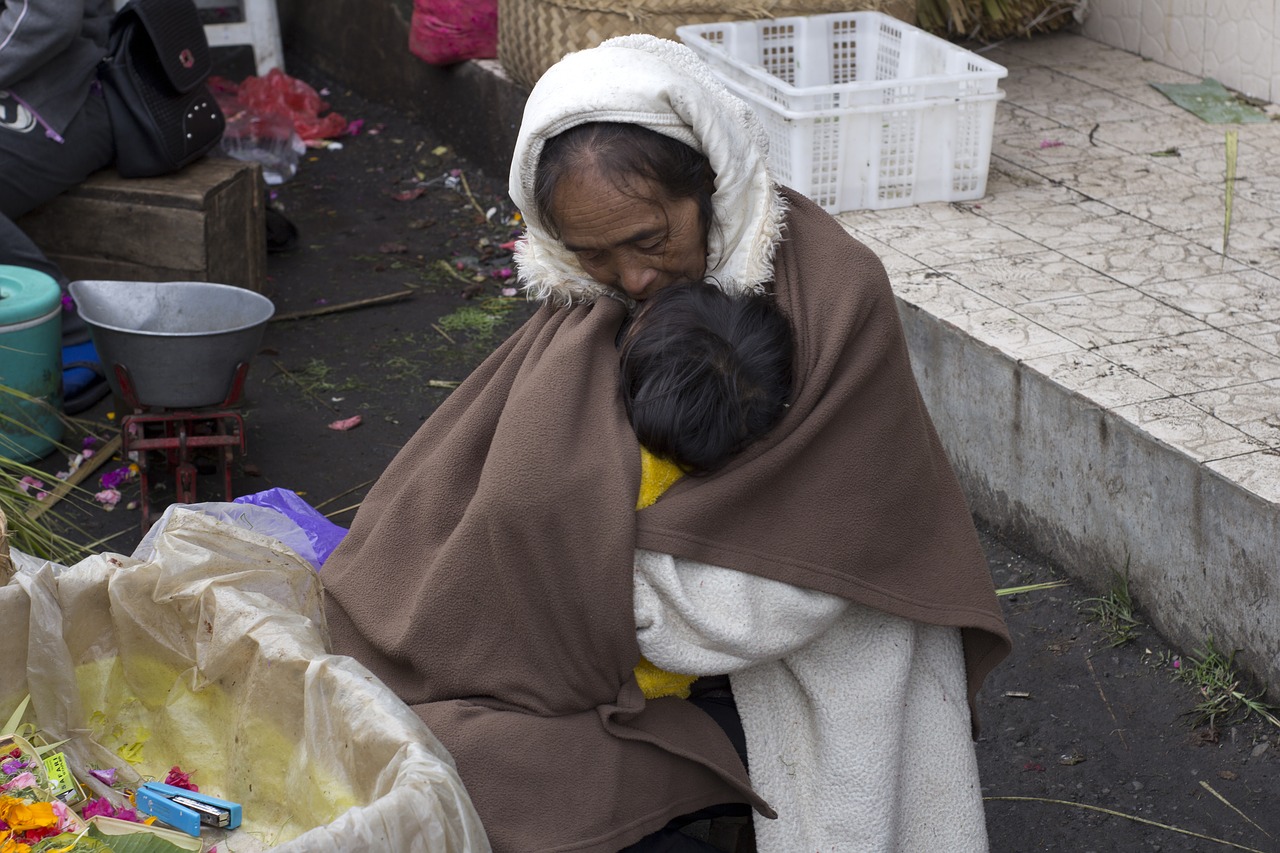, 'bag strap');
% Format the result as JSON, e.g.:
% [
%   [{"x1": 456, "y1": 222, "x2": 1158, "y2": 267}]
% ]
[{"x1": 111, "y1": 0, "x2": 214, "y2": 93}]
